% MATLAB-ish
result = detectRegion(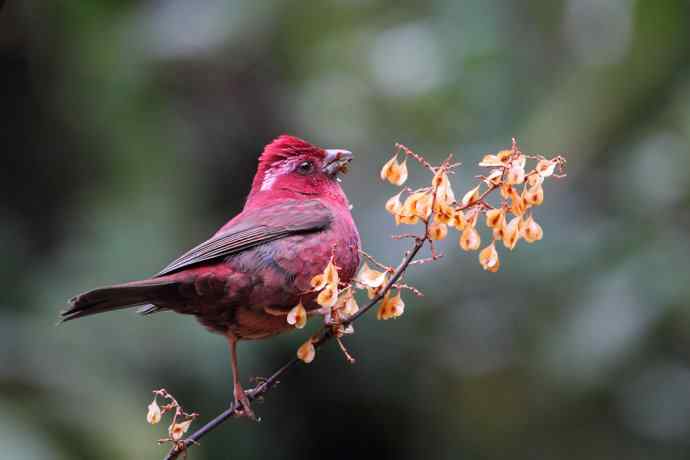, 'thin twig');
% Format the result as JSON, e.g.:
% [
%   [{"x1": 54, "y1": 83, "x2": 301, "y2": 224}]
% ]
[{"x1": 396, "y1": 143, "x2": 435, "y2": 172}]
